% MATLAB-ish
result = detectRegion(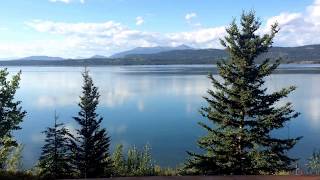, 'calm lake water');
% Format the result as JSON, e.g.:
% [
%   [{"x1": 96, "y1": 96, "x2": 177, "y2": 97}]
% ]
[{"x1": 4, "y1": 65, "x2": 320, "y2": 169}]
